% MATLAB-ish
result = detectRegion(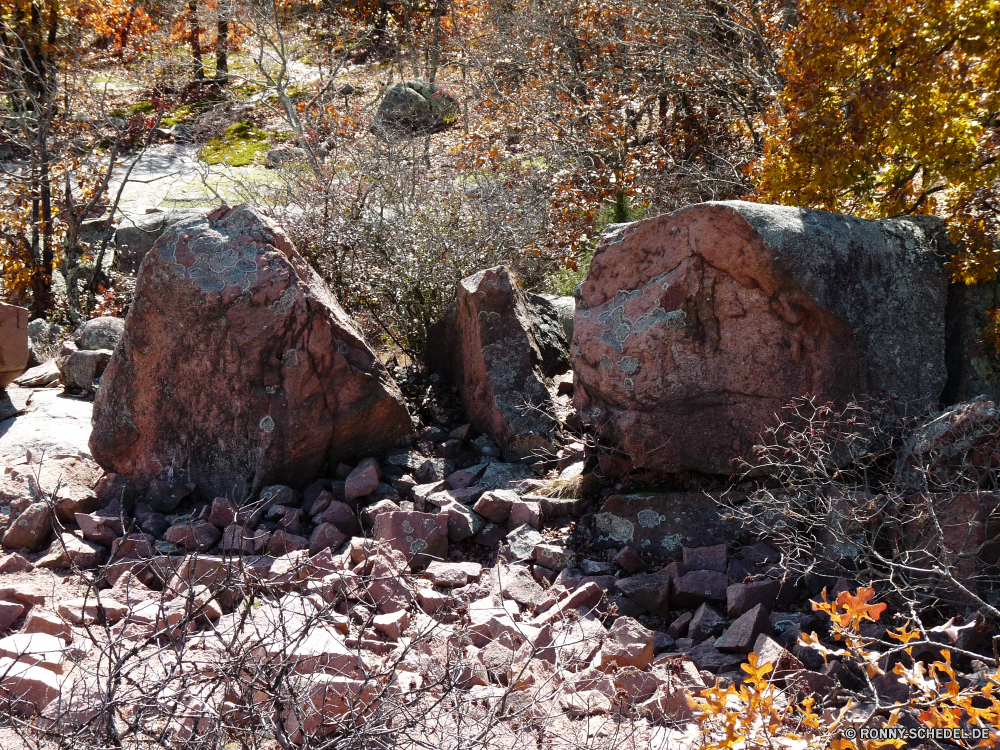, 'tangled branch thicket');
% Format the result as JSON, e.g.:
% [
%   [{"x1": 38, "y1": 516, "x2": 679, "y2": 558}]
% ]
[
  {"x1": 218, "y1": 0, "x2": 786, "y2": 352},
  {"x1": 249, "y1": 136, "x2": 557, "y2": 355},
  {"x1": 730, "y1": 397, "x2": 1000, "y2": 623},
  {"x1": 2, "y1": 538, "x2": 648, "y2": 749}
]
